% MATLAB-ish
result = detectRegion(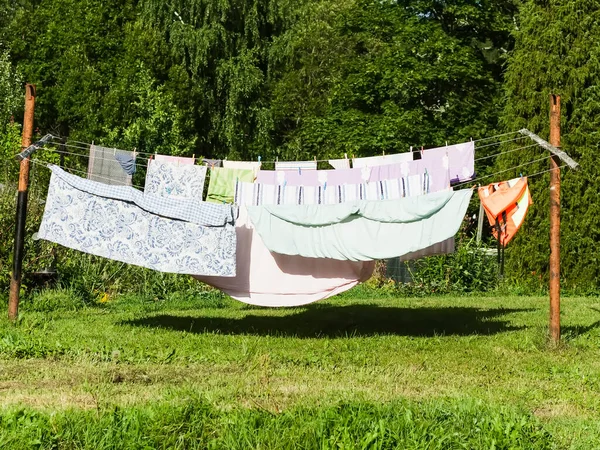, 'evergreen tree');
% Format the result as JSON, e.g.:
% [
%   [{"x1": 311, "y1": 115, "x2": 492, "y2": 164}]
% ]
[{"x1": 500, "y1": 0, "x2": 600, "y2": 290}]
